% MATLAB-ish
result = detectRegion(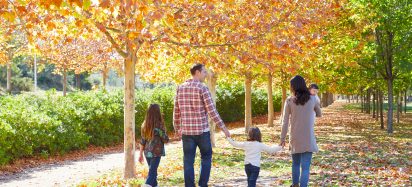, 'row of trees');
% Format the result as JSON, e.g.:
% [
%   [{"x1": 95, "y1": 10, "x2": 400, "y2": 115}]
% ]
[{"x1": 1, "y1": 0, "x2": 410, "y2": 178}]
